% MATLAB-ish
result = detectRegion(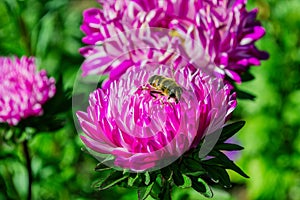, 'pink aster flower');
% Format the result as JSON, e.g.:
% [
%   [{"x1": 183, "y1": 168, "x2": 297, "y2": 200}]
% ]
[
  {"x1": 76, "y1": 65, "x2": 236, "y2": 172},
  {"x1": 80, "y1": 0, "x2": 268, "y2": 83},
  {"x1": 0, "y1": 56, "x2": 56, "y2": 126}
]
